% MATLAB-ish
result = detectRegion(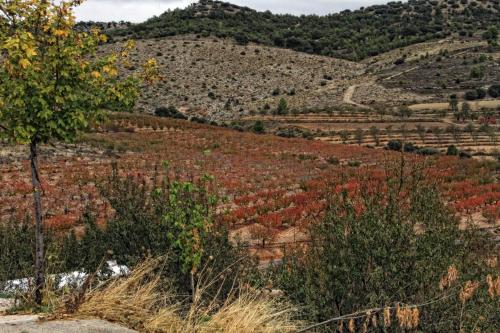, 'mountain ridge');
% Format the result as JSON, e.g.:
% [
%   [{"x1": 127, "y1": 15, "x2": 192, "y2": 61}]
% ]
[{"x1": 107, "y1": 0, "x2": 500, "y2": 61}]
